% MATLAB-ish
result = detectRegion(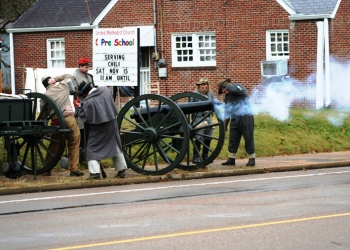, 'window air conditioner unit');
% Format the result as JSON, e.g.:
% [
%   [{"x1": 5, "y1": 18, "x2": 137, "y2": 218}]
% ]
[{"x1": 261, "y1": 60, "x2": 288, "y2": 77}]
